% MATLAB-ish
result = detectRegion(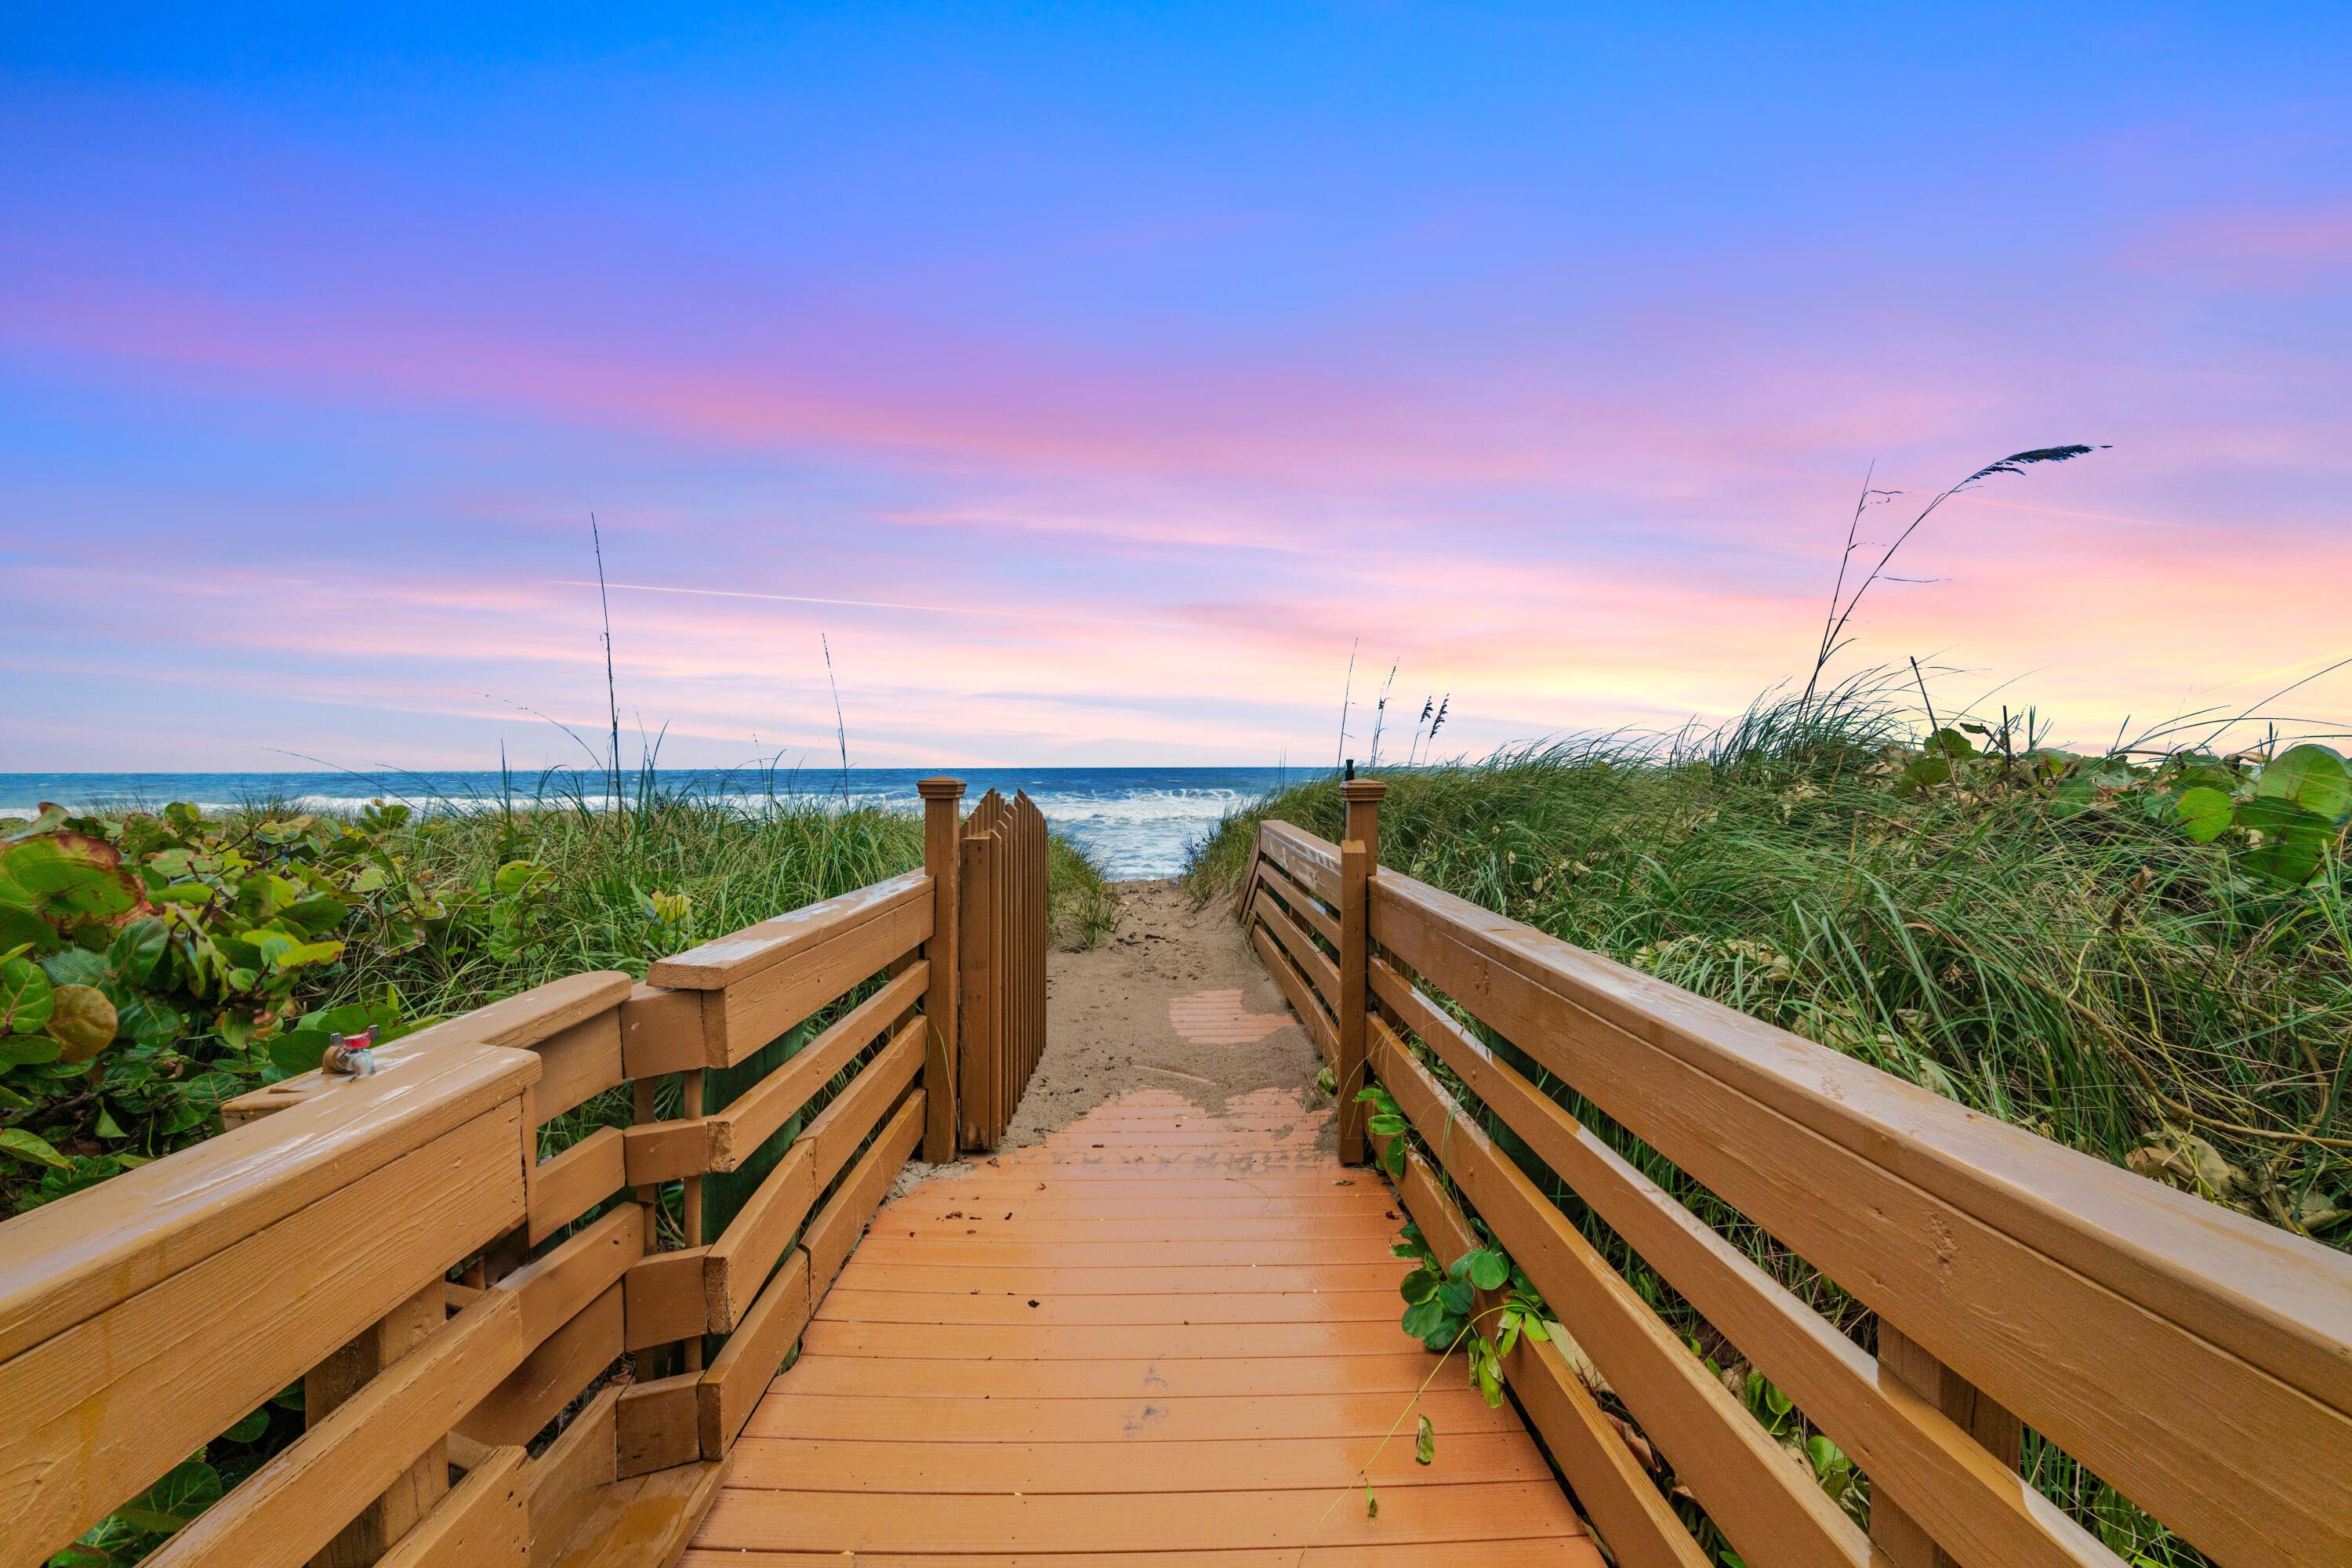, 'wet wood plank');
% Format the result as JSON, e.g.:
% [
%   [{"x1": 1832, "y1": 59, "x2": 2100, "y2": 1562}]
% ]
[{"x1": 688, "y1": 1094, "x2": 1601, "y2": 1563}]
